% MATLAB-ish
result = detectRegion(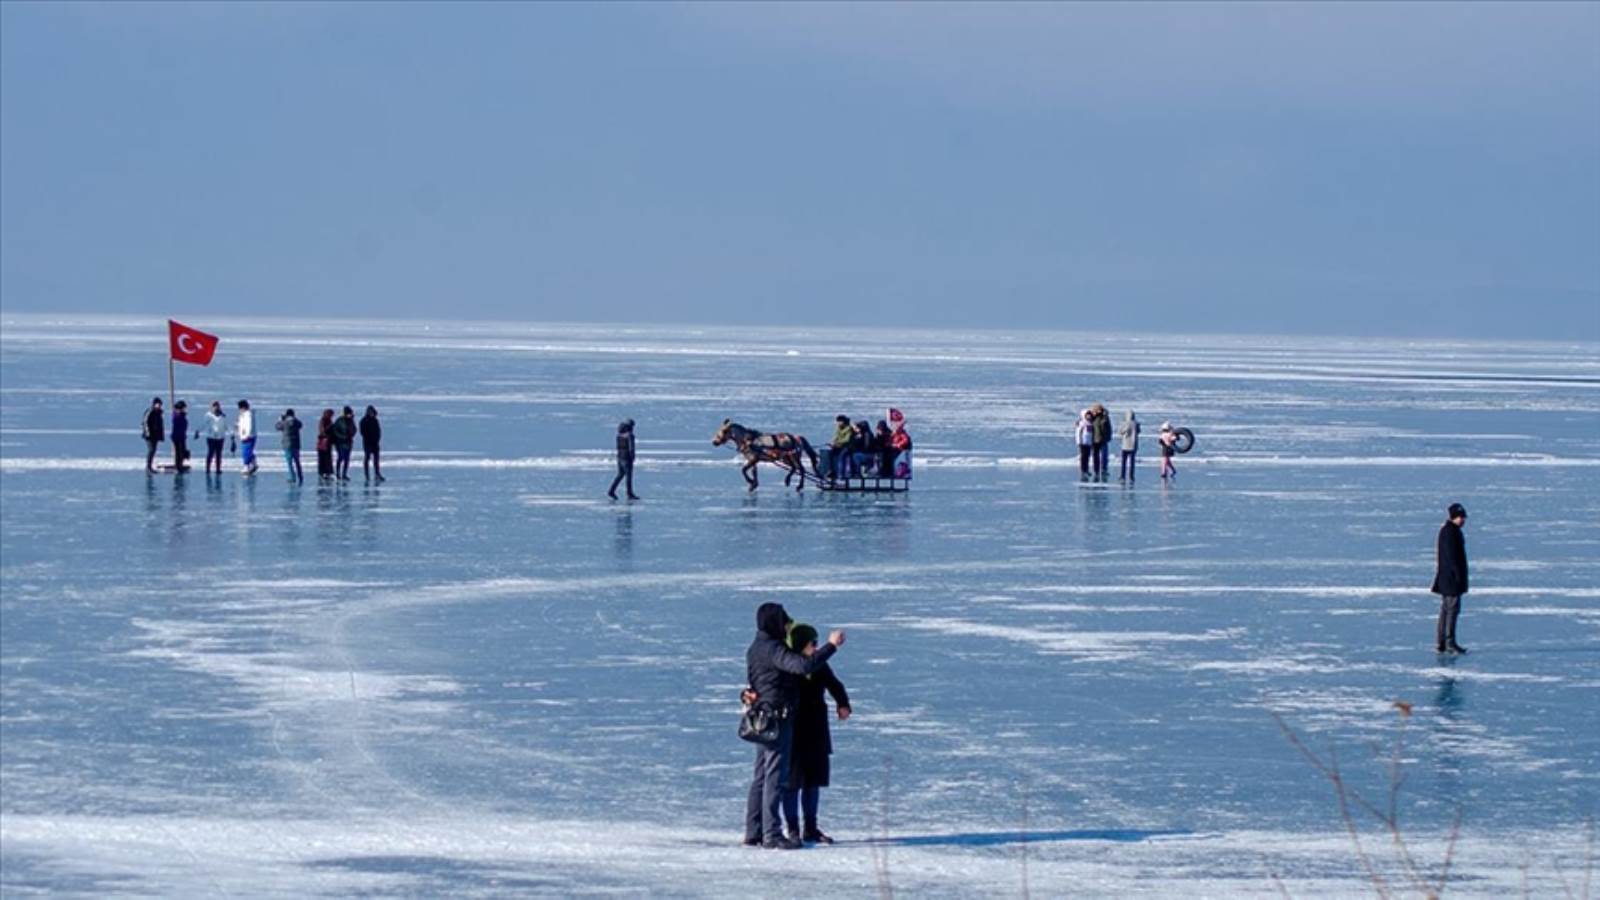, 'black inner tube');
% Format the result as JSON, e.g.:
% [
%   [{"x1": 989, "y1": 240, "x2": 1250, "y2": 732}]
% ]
[{"x1": 1172, "y1": 427, "x2": 1195, "y2": 454}]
